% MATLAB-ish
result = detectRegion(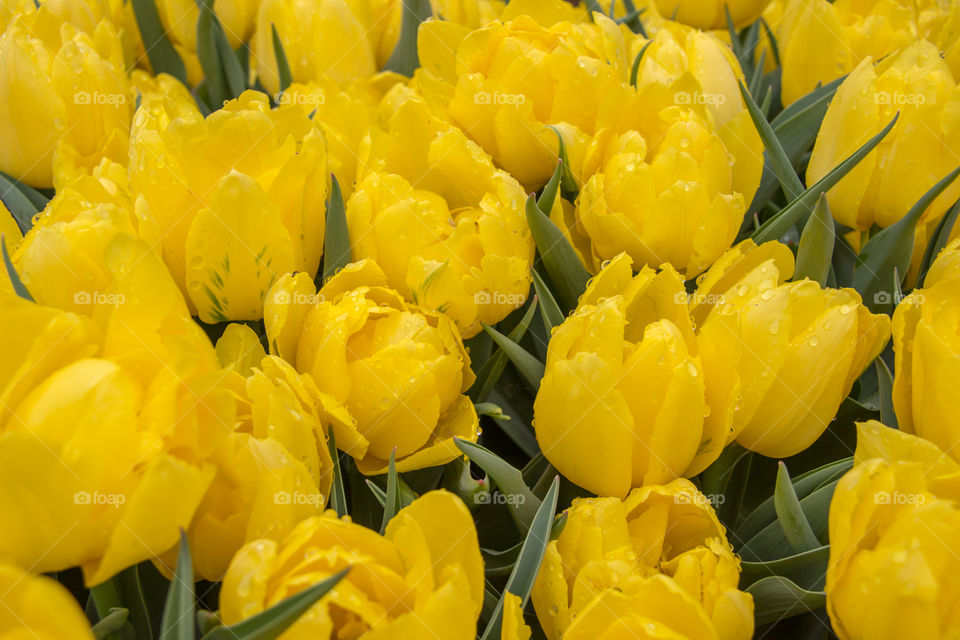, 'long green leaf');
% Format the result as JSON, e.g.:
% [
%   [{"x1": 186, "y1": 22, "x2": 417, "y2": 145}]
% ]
[
  {"x1": 876, "y1": 358, "x2": 897, "y2": 429},
  {"x1": 0, "y1": 171, "x2": 46, "y2": 234},
  {"x1": 531, "y1": 269, "x2": 564, "y2": 330},
  {"x1": 525, "y1": 196, "x2": 589, "y2": 312},
  {"x1": 753, "y1": 114, "x2": 898, "y2": 243},
  {"x1": 853, "y1": 166, "x2": 960, "y2": 312},
  {"x1": 546, "y1": 127, "x2": 579, "y2": 198},
  {"x1": 748, "y1": 576, "x2": 826, "y2": 625},
  {"x1": 159, "y1": 530, "x2": 195, "y2": 640},
  {"x1": 917, "y1": 198, "x2": 960, "y2": 286},
  {"x1": 481, "y1": 323, "x2": 545, "y2": 391},
  {"x1": 131, "y1": 0, "x2": 188, "y2": 84},
  {"x1": 196, "y1": 0, "x2": 226, "y2": 108},
  {"x1": 629, "y1": 41, "x2": 652, "y2": 88},
  {"x1": 201, "y1": 569, "x2": 349, "y2": 640},
  {"x1": 740, "y1": 545, "x2": 830, "y2": 592},
  {"x1": 471, "y1": 298, "x2": 539, "y2": 402},
  {"x1": 774, "y1": 462, "x2": 821, "y2": 553},
  {"x1": 326, "y1": 429, "x2": 348, "y2": 517},
  {"x1": 91, "y1": 608, "x2": 131, "y2": 640},
  {"x1": 536, "y1": 161, "x2": 562, "y2": 214},
  {"x1": 739, "y1": 81, "x2": 803, "y2": 201},
  {"x1": 90, "y1": 566, "x2": 153, "y2": 640},
  {"x1": 454, "y1": 438, "x2": 540, "y2": 534},
  {"x1": 793, "y1": 194, "x2": 835, "y2": 286},
  {"x1": 322, "y1": 176, "x2": 351, "y2": 283},
  {"x1": 379, "y1": 450, "x2": 401, "y2": 534},
  {"x1": 270, "y1": 24, "x2": 293, "y2": 95},
  {"x1": 383, "y1": 0, "x2": 432, "y2": 76},
  {"x1": 2, "y1": 236, "x2": 32, "y2": 301},
  {"x1": 479, "y1": 477, "x2": 559, "y2": 640}
]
